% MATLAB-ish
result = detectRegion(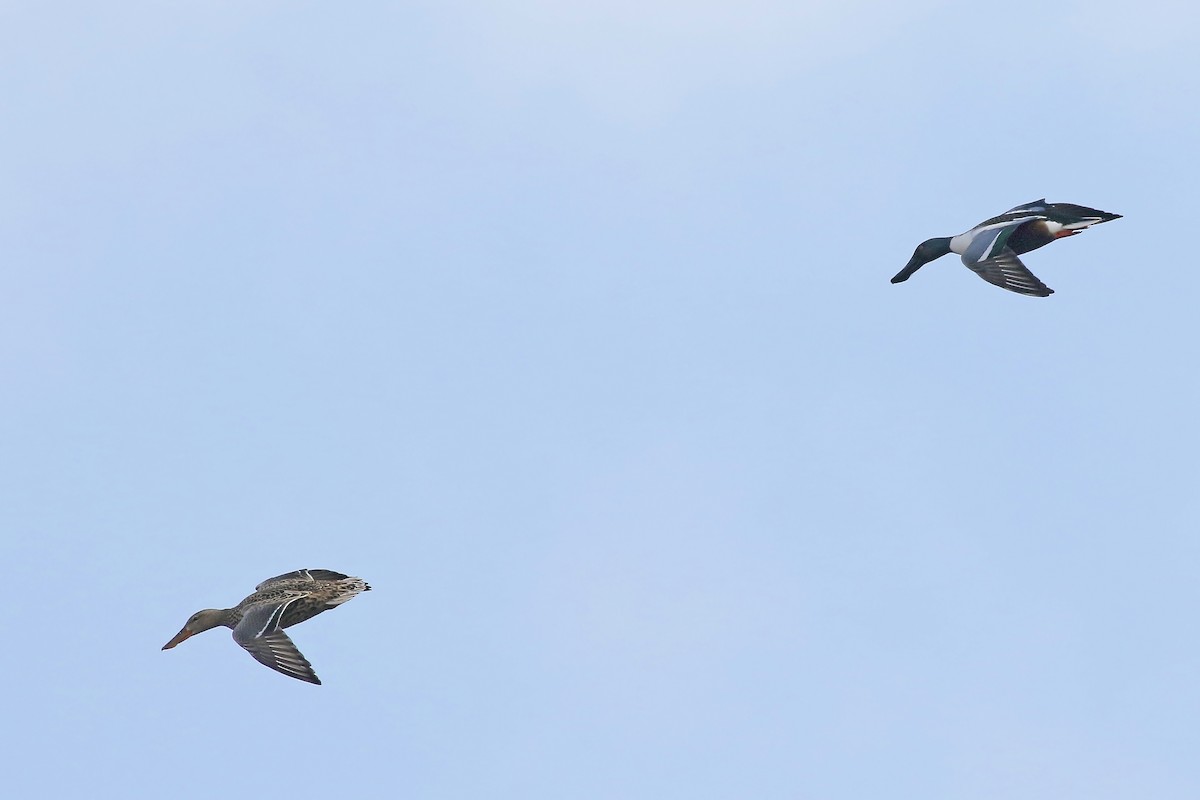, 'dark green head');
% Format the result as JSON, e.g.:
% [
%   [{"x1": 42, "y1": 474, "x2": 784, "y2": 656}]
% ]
[{"x1": 891, "y1": 237, "x2": 953, "y2": 284}]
